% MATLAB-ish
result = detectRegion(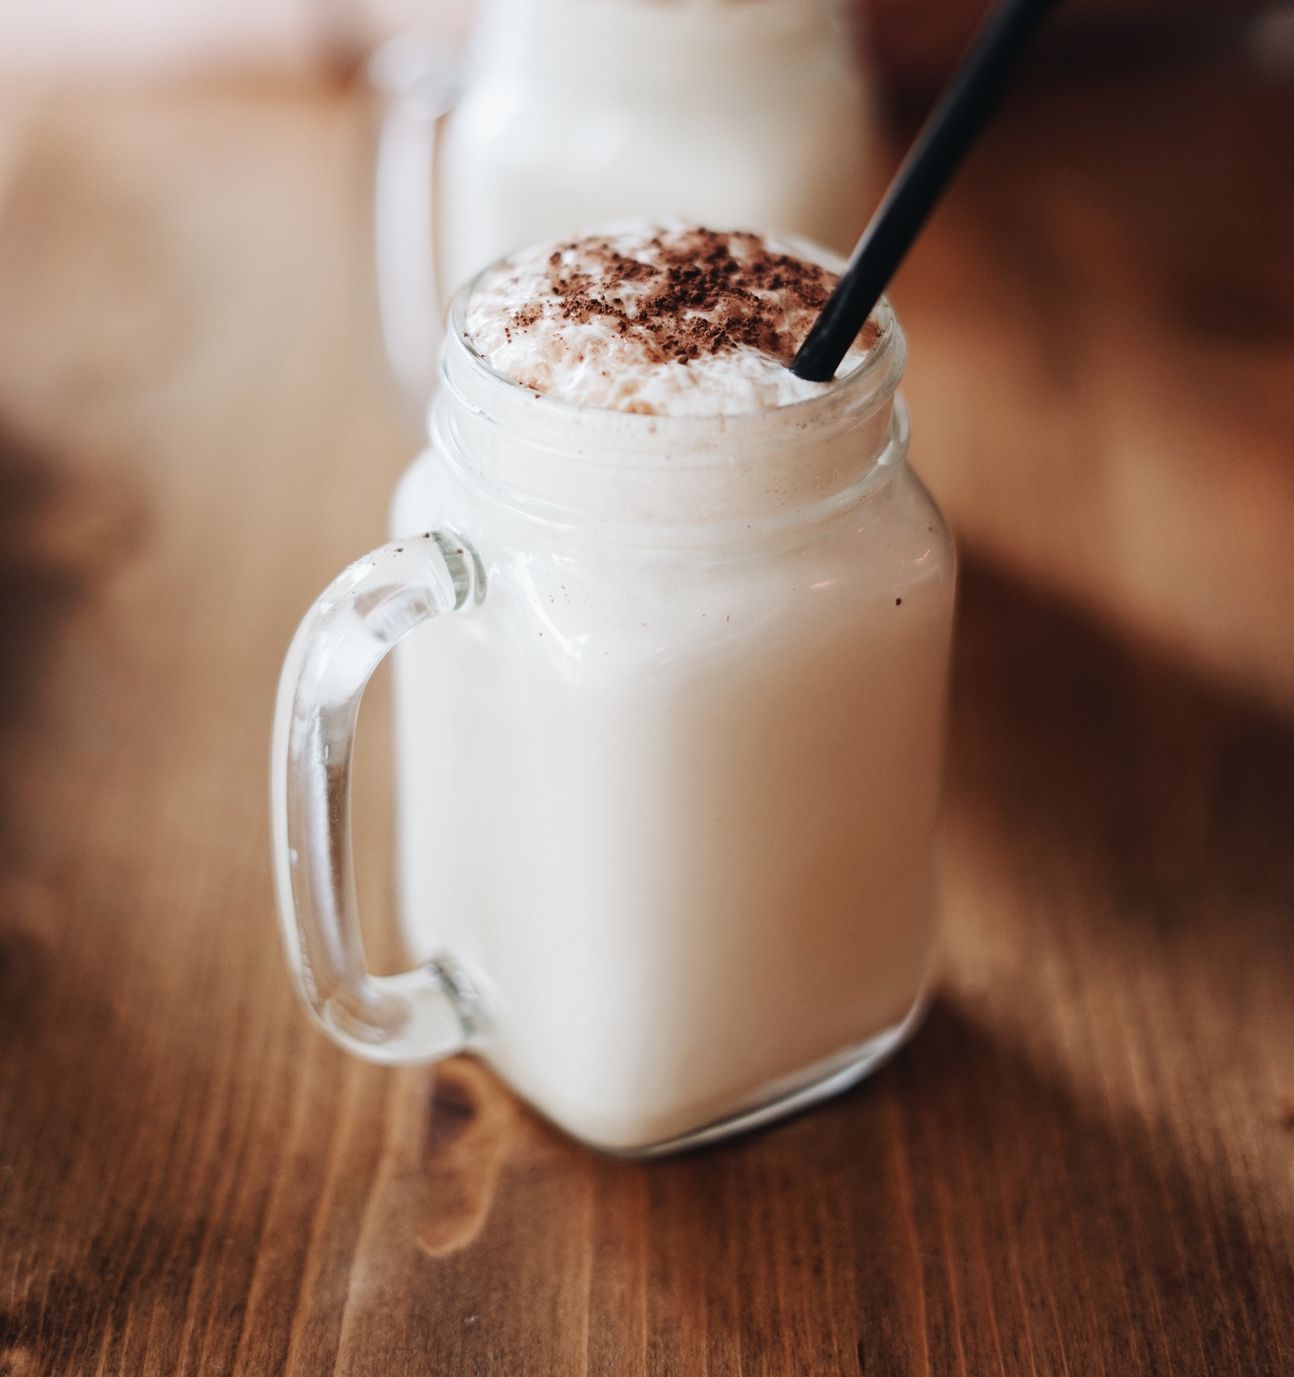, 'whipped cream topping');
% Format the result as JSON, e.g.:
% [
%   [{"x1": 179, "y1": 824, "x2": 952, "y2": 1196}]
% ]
[{"x1": 463, "y1": 224, "x2": 878, "y2": 417}]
